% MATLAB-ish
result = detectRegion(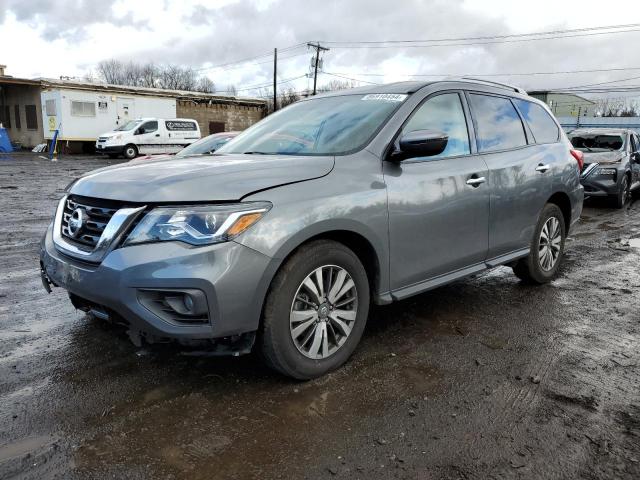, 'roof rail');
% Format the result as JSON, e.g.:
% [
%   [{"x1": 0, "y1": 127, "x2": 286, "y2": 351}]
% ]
[{"x1": 456, "y1": 77, "x2": 527, "y2": 94}]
